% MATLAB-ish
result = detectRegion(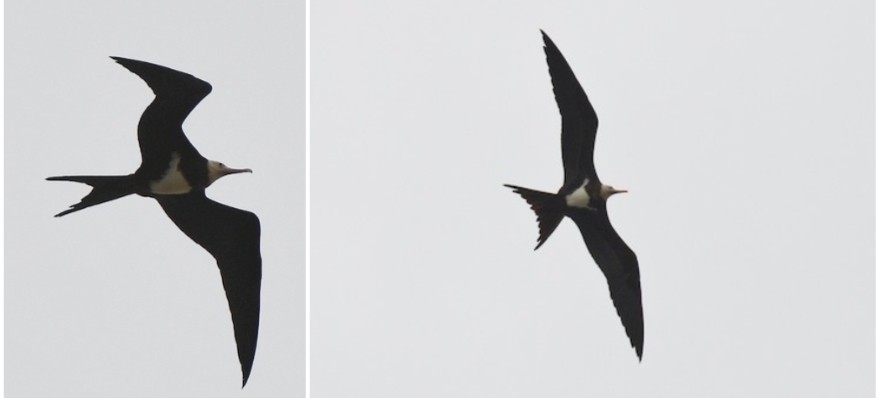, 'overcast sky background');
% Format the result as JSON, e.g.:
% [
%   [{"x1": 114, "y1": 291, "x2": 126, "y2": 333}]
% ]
[
  {"x1": 312, "y1": 1, "x2": 874, "y2": 397},
  {"x1": 6, "y1": 1, "x2": 304, "y2": 396}
]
